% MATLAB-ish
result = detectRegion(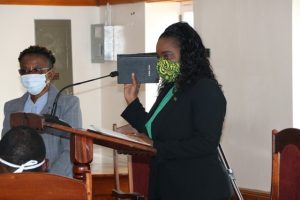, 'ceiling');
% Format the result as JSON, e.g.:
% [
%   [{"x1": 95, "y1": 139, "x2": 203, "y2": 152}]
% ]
[{"x1": 0, "y1": 0, "x2": 190, "y2": 6}]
